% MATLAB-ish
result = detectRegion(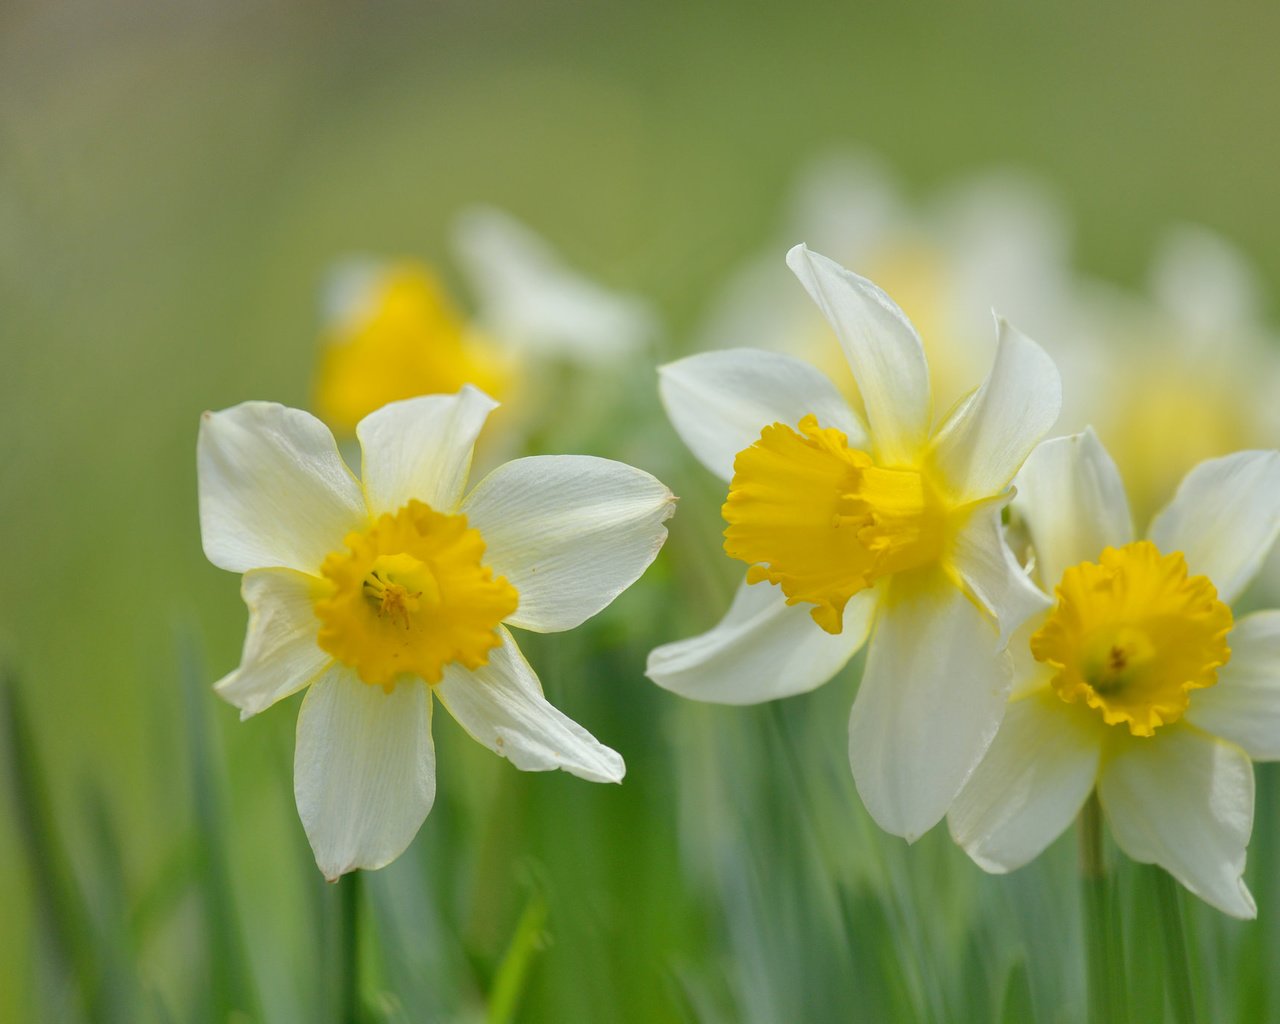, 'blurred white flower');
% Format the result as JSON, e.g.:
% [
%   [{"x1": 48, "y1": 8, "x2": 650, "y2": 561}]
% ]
[
  {"x1": 949, "y1": 430, "x2": 1280, "y2": 918},
  {"x1": 648, "y1": 245, "x2": 1061, "y2": 842},
  {"x1": 198, "y1": 387, "x2": 674, "y2": 879},
  {"x1": 314, "y1": 207, "x2": 656, "y2": 436}
]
